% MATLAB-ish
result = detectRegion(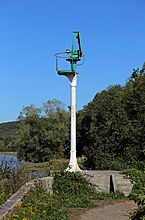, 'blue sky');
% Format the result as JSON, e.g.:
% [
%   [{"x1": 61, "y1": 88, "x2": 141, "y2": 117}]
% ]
[{"x1": 0, "y1": 0, "x2": 145, "y2": 123}]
